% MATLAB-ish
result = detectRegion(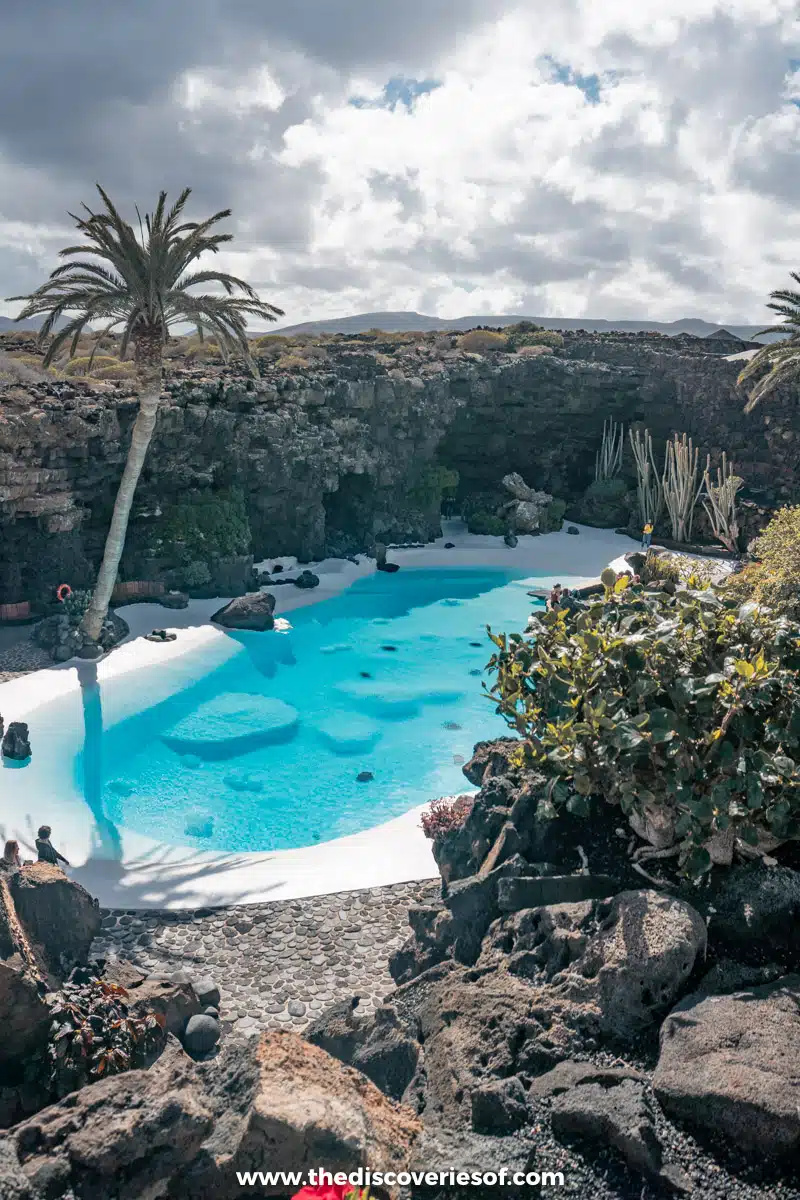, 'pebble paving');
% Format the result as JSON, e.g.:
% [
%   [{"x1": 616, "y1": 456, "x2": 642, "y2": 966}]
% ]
[
  {"x1": 90, "y1": 879, "x2": 438, "y2": 1040},
  {"x1": 0, "y1": 636, "x2": 51, "y2": 683}
]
